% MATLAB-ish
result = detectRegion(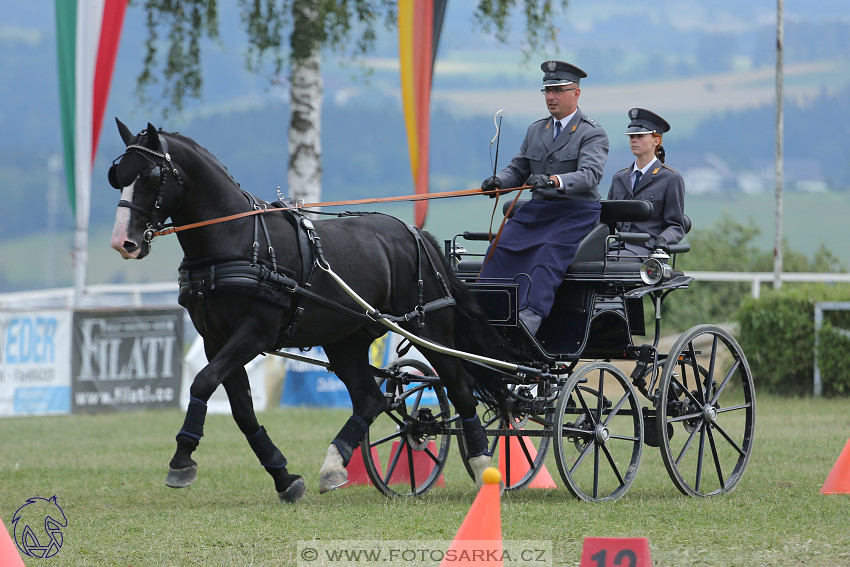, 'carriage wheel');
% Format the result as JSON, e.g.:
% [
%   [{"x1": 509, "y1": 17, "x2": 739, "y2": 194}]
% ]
[
  {"x1": 553, "y1": 362, "x2": 643, "y2": 502},
  {"x1": 456, "y1": 382, "x2": 556, "y2": 491},
  {"x1": 361, "y1": 359, "x2": 451, "y2": 497},
  {"x1": 656, "y1": 324, "x2": 756, "y2": 497}
]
